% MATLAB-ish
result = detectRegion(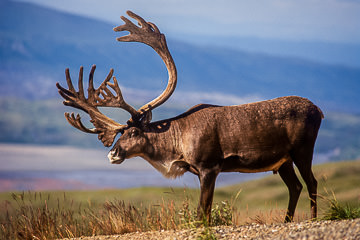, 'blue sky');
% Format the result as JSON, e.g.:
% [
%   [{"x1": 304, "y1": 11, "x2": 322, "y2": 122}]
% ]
[{"x1": 18, "y1": 0, "x2": 360, "y2": 44}]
